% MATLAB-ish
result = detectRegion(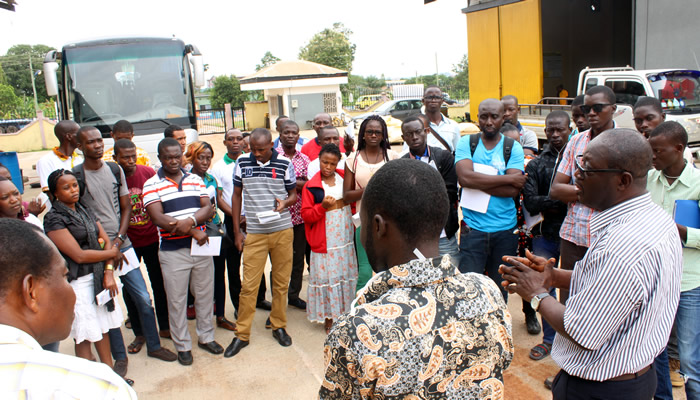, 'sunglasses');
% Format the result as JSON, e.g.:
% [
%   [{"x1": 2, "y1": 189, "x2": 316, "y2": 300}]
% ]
[
  {"x1": 423, "y1": 96, "x2": 443, "y2": 101},
  {"x1": 575, "y1": 155, "x2": 627, "y2": 176},
  {"x1": 580, "y1": 103, "x2": 613, "y2": 114}
]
